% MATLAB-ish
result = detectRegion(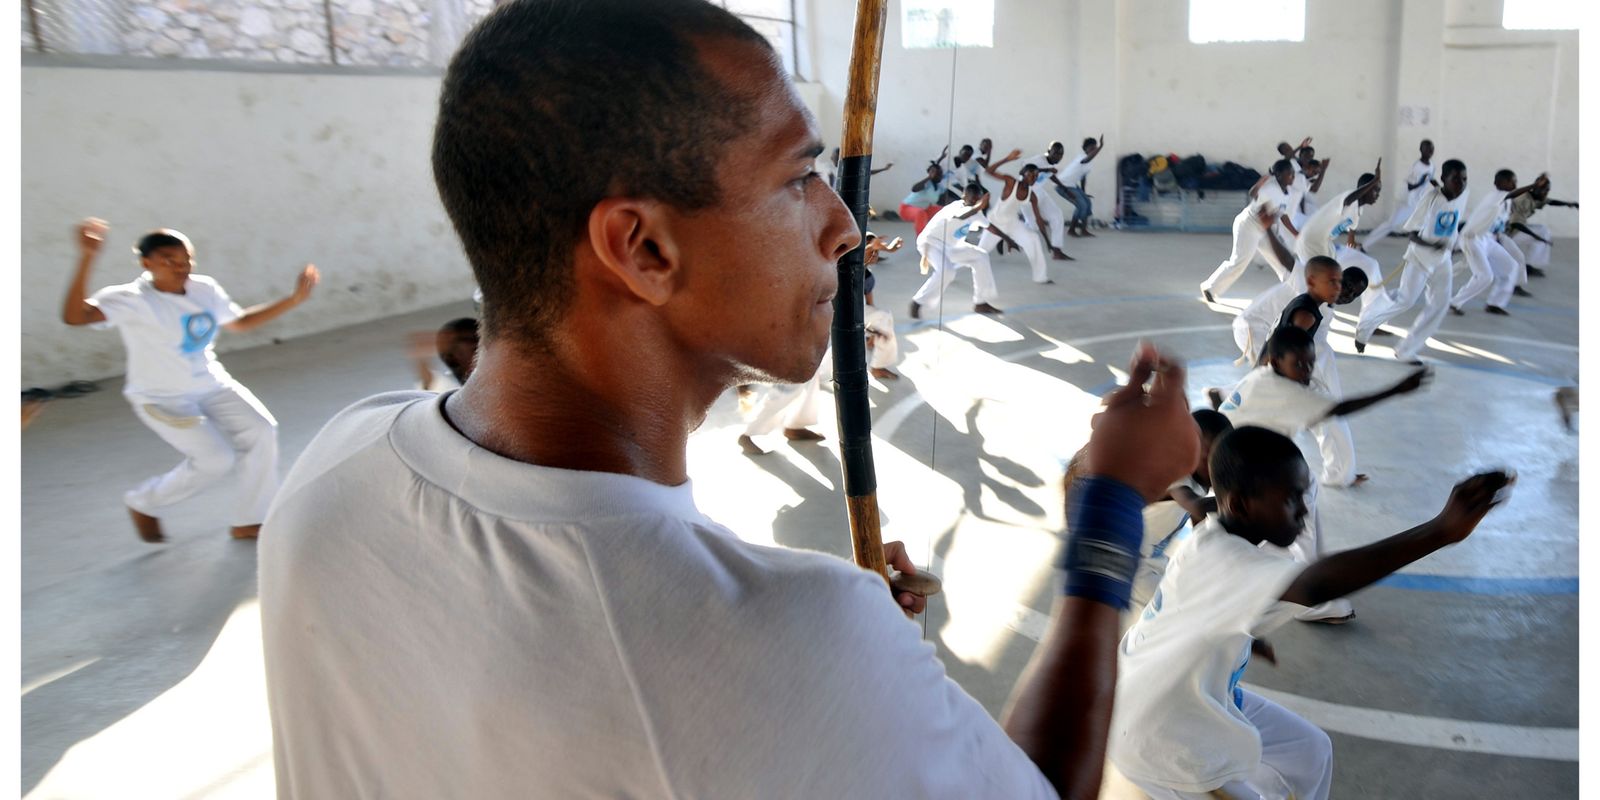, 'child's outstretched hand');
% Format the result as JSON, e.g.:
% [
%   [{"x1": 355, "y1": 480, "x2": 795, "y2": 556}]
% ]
[
  {"x1": 1437, "y1": 471, "x2": 1515, "y2": 543},
  {"x1": 292, "y1": 264, "x2": 321, "y2": 303}
]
